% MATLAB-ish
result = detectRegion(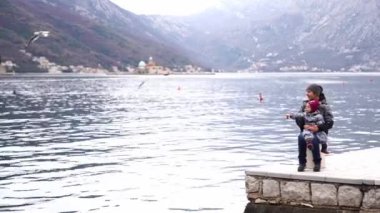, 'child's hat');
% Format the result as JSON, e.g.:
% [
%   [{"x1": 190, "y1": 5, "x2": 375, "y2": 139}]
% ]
[{"x1": 308, "y1": 100, "x2": 320, "y2": 112}]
